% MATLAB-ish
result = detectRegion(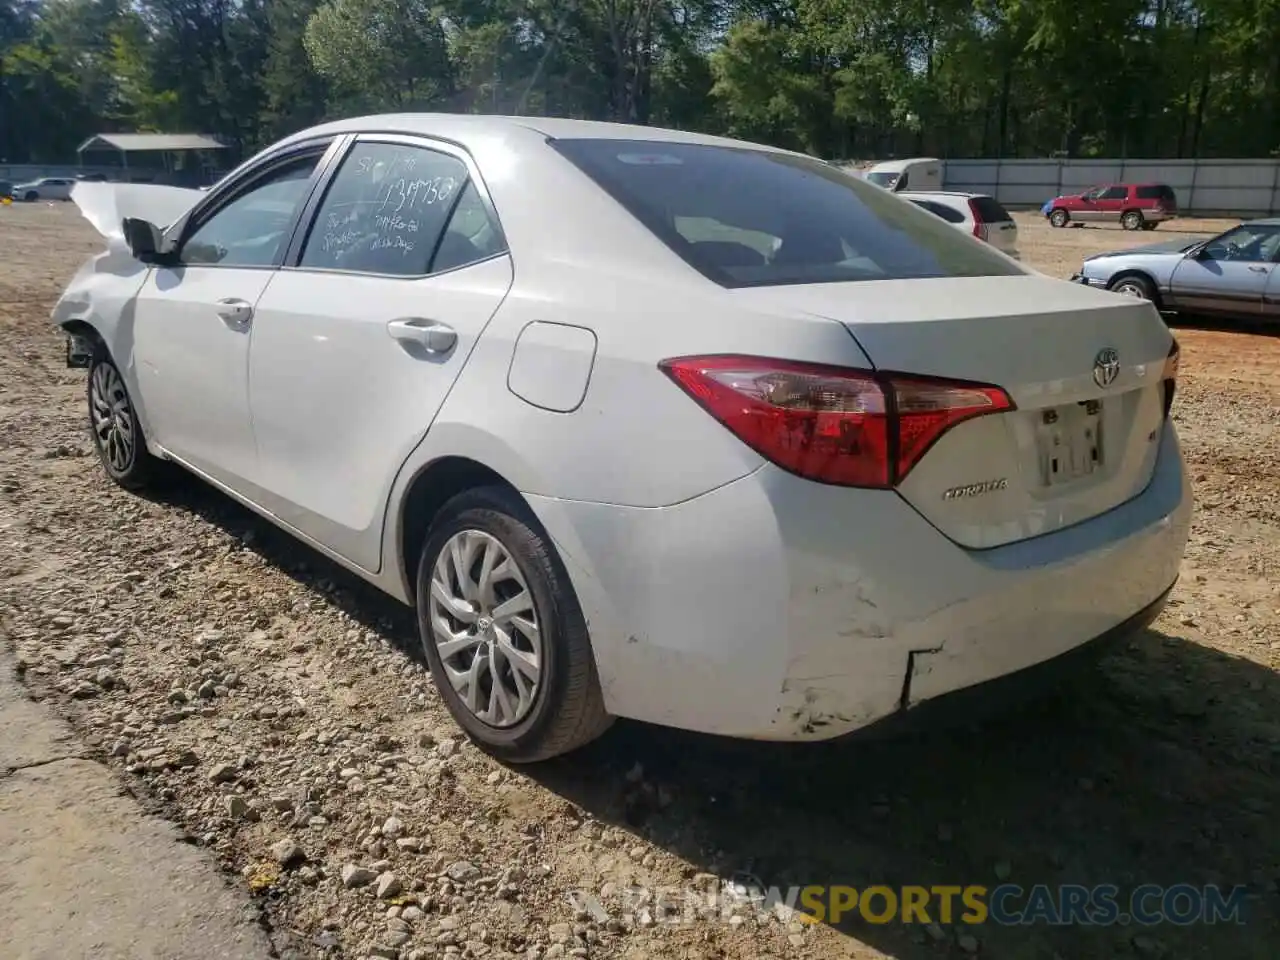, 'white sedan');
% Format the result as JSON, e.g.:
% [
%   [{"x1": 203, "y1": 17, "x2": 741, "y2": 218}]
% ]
[{"x1": 53, "y1": 115, "x2": 1191, "y2": 762}]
